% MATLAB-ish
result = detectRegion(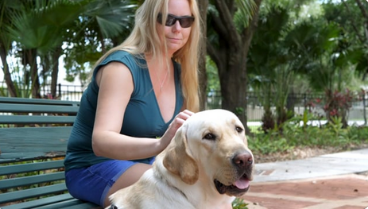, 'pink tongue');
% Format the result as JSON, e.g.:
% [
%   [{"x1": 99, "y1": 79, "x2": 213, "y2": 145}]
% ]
[{"x1": 233, "y1": 179, "x2": 250, "y2": 189}]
